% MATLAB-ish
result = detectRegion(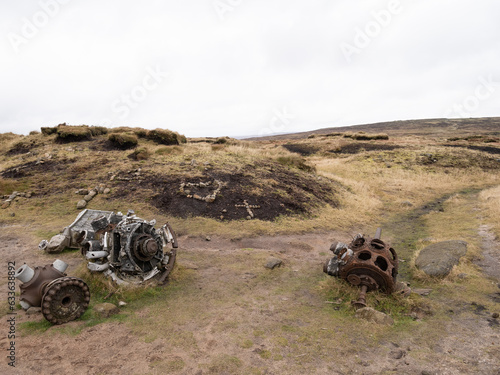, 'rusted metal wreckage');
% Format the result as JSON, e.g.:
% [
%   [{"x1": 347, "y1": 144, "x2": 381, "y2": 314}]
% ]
[
  {"x1": 324, "y1": 228, "x2": 399, "y2": 308},
  {"x1": 15, "y1": 260, "x2": 90, "y2": 324},
  {"x1": 40, "y1": 209, "x2": 178, "y2": 285}
]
